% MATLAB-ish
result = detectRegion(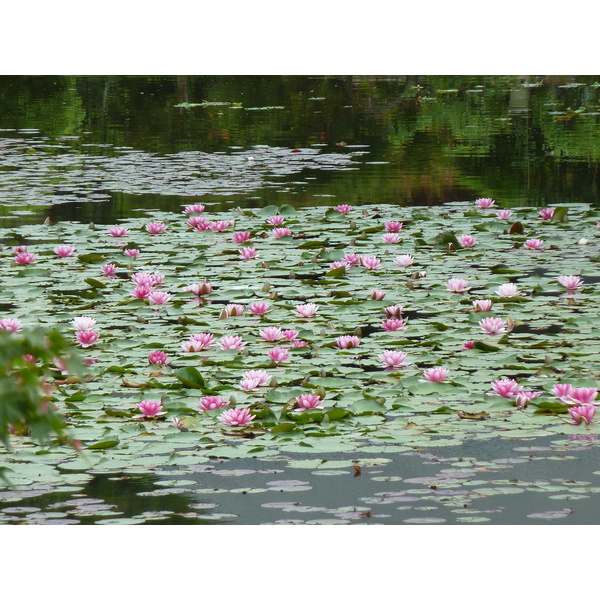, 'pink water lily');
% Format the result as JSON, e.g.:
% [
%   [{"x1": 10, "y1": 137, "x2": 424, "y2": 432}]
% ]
[
  {"x1": 281, "y1": 329, "x2": 299, "y2": 341},
  {"x1": 260, "y1": 326, "x2": 282, "y2": 341},
  {"x1": 183, "y1": 280, "x2": 212, "y2": 296},
  {"x1": 384, "y1": 305, "x2": 403, "y2": 318},
  {"x1": 123, "y1": 248, "x2": 140, "y2": 258},
  {"x1": 489, "y1": 378, "x2": 523, "y2": 398},
  {"x1": 334, "y1": 204, "x2": 352, "y2": 214},
  {"x1": 472, "y1": 299, "x2": 493, "y2": 312},
  {"x1": 240, "y1": 377, "x2": 261, "y2": 391},
  {"x1": 480, "y1": 317, "x2": 507, "y2": 335},
  {"x1": 361, "y1": 255, "x2": 380, "y2": 270},
  {"x1": 552, "y1": 383, "x2": 573, "y2": 401},
  {"x1": 382, "y1": 318, "x2": 406, "y2": 331},
  {"x1": 267, "y1": 215, "x2": 285, "y2": 226},
  {"x1": 197, "y1": 396, "x2": 230, "y2": 411},
  {"x1": 72, "y1": 317, "x2": 97, "y2": 331},
  {"x1": 294, "y1": 394, "x2": 324, "y2": 412},
  {"x1": 268, "y1": 347, "x2": 290, "y2": 362},
  {"x1": 343, "y1": 253, "x2": 361, "y2": 268},
  {"x1": 131, "y1": 273, "x2": 154, "y2": 287},
  {"x1": 101, "y1": 263, "x2": 117, "y2": 278},
  {"x1": 248, "y1": 302, "x2": 270, "y2": 315},
  {"x1": 108, "y1": 226, "x2": 129, "y2": 237},
  {"x1": 475, "y1": 198, "x2": 495, "y2": 208},
  {"x1": 137, "y1": 400, "x2": 166, "y2": 417},
  {"x1": 189, "y1": 333, "x2": 215, "y2": 348},
  {"x1": 379, "y1": 350, "x2": 408, "y2": 370},
  {"x1": 336, "y1": 335, "x2": 360, "y2": 349},
  {"x1": 329, "y1": 261, "x2": 347, "y2": 271},
  {"x1": 148, "y1": 291, "x2": 171, "y2": 305},
  {"x1": 239, "y1": 247, "x2": 258, "y2": 260},
  {"x1": 524, "y1": 238, "x2": 543, "y2": 250},
  {"x1": 557, "y1": 275, "x2": 582, "y2": 291},
  {"x1": 76, "y1": 330, "x2": 99, "y2": 348},
  {"x1": 219, "y1": 335, "x2": 246, "y2": 351},
  {"x1": 496, "y1": 283, "x2": 519, "y2": 297},
  {"x1": 458, "y1": 235, "x2": 477, "y2": 248},
  {"x1": 209, "y1": 220, "x2": 230, "y2": 232},
  {"x1": 218, "y1": 407, "x2": 255, "y2": 427},
  {"x1": 232, "y1": 231, "x2": 252, "y2": 243},
  {"x1": 370, "y1": 289, "x2": 386, "y2": 300},
  {"x1": 293, "y1": 340, "x2": 308, "y2": 347},
  {"x1": 183, "y1": 203, "x2": 205, "y2": 214},
  {"x1": 53, "y1": 357, "x2": 70, "y2": 375},
  {"x1": 422, "y1": 367, "x2": 449, "y2": 382},
  {"x1": 539, "y1": 208, "x2": 555, "y2": 220},
  {"x1": 447, "y1": 278, "x2": 469, "y2": 292},
  {"x1": 148, "y1": 350, "x2": 169, "y2": 366},
  {"x1": 54, "y1": 245, "x2": 76, "y2": 258},
  {"x1": 14, "y1": 252, "x2": 37, "y2": 265},
  {"x1": 382, "y1": 233, "x2": 400, "y2": 244},
  {"x1": 131, "y1": 285, "x2": 153, "y2": 300},
  {"x1": 496, "y1": 209, "x2": 512, "y2": 219},
  {"x1": 188, "y1": 216, "x2": 210, "y2": 230},
  {"x1": 132, "y1": 272, "x2": 164, "y2": 287},
  {"x1": 273, "y1": 227, "x2": 292, "y2": 238},
  {"x1": 12, "y1": 245, "x2": 28, "y2": 254},
  {"x1": 562, "y1": 387, "x2": 598, "y2": 405},
  {"x1": 181, "y1": 339, "x2": 206, "y2": 352},
  {"x1": 226, "y1": 304, "x2": 245, "y2": 317},
  {"x1": 0, "y1": 318, "x2": 23, "y2": 333},
  {"x1": 514, "y1": 391, "x2": 541, "y2": 408},
  {"x1": 569, "y1": 404, "x2": 596, "y2": 425},
  {"x1": 241, "y1": 369, "x2": 271, "y2": 386},
  {"x1": 394, "y1": 254, "x2": 414, "y2": 268},
  {"x1": 296, "y1": 303, "x2": 318, "y2": 318},
  {"x1": 146, "y1": 222, "x2": 166, "y2": 234},
  {"x1": 385, "y1": 221, "x2": 403, "y2": 233}
]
